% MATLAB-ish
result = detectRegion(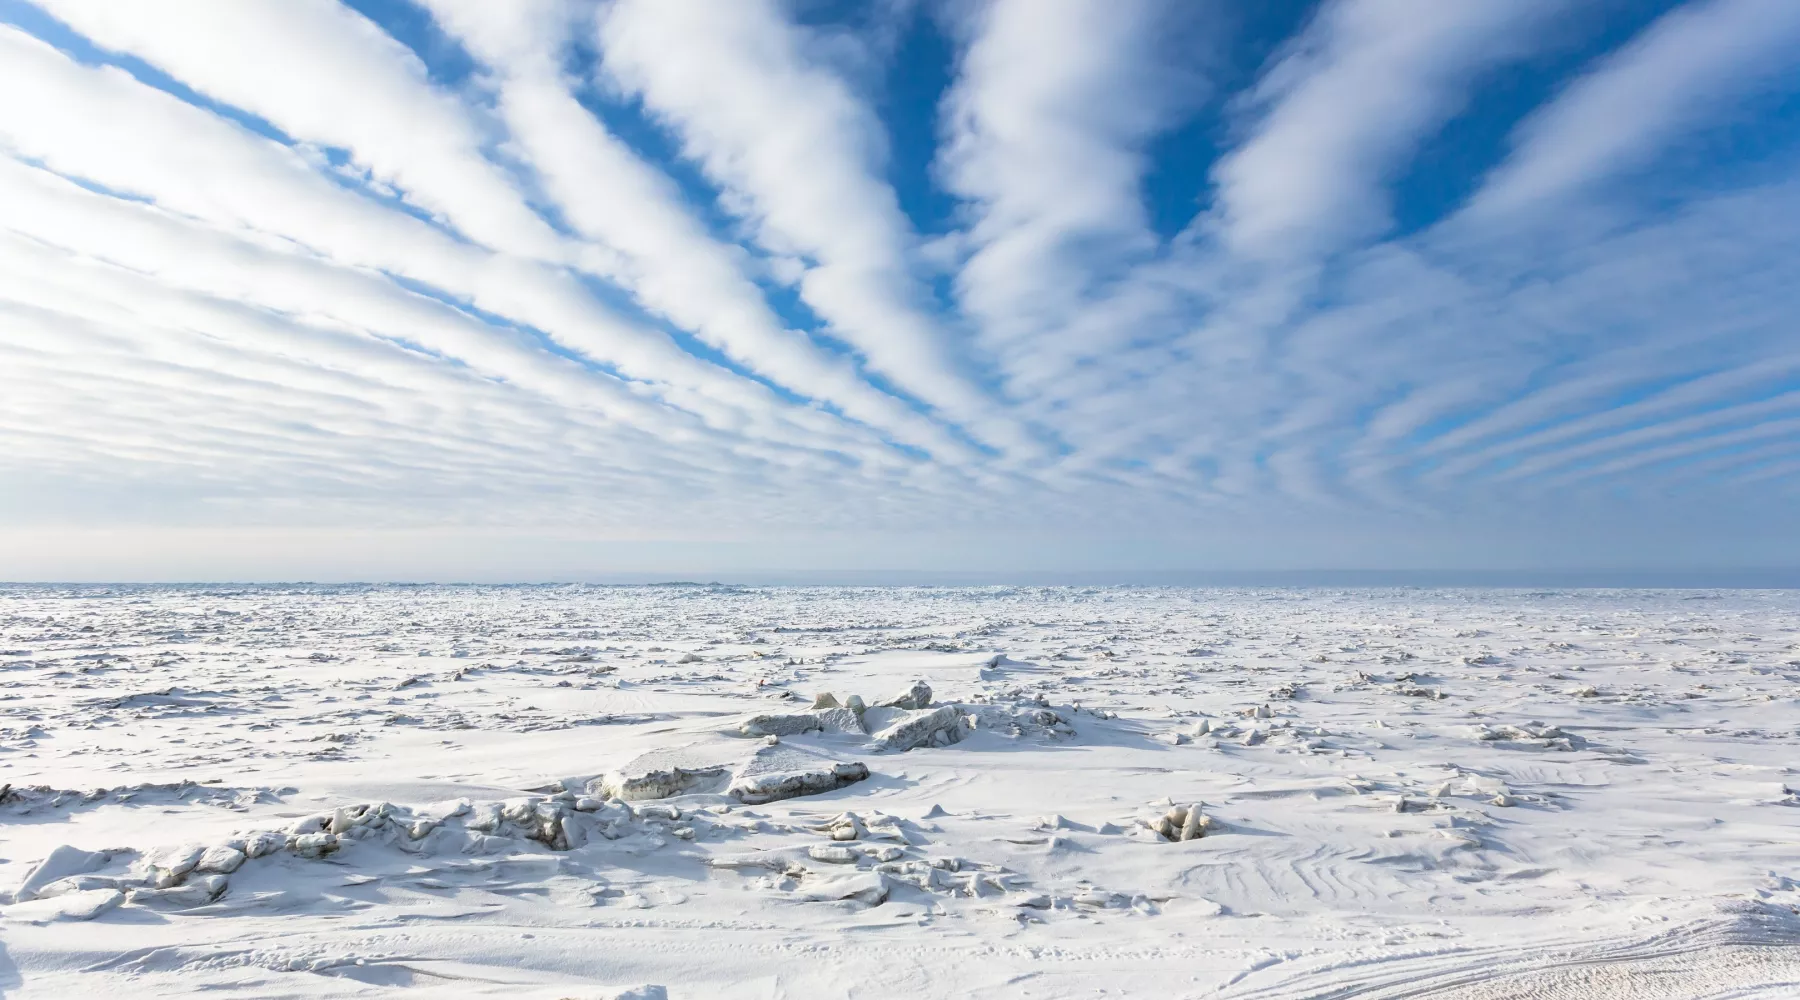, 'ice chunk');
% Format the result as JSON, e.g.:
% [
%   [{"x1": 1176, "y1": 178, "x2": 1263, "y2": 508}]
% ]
[
  {"x1": 600, "y1": 765, "x2": 731, "y2": 801},
  {"x1": 820, "y1": 812, "x2": 865, "y2": 841},
  {"x1": 32, "y1": 874, "x2": 136, "y2": 897},
  {"x1": 812, "y1": 707, "x2": 867, "y2": 735},
  {"x1": 13, "y1": 845, "x2": 109, "y2": 902},
  {"x1": 130, "y1": 874, "x2": 228, "y2": 909},
  {"x1": 739, "y1": 713, "x2": 822, "y2": 738},
  {"x1": 878, "y1": 680, "x2": 933, "y2": 710},
  {"x1": 546, "y1": 813, "x2": 583, "y2": 849},
  {"x1": 288, "y1": 814, "x2": 330, "y2": 836},
  {"x1": 795, "y1": 871, "x2": 887, "y2": 904},
  {"x1": 863, "y1": 812, "x2": 911, "y2": 842},
  {"x1": 1150, "y1": 804, "x2": 1212, "y2": 842},
  {"x1": 289, "y1": 833, "x2": 340, "y2": 859},
  {"x1": 1179, "y1": 802, "x2": 1205, "y2": 842},
  {"x1": 7, "y1": 887, "x2": 123, "y2": 922},
  {"x1": 244, "y1": 831, "x2": 287, "y2": 858},
  {"x1": 147, "y1": 844, "x2": 206, "y2": 885},
  {"x1": 728, "y1": 761, "x2": 869, "y2": 805},
  {"x1": 870, "y1": 705, "x2": 966, "y2": 751},
  {"x1": 196, "y1": 845, "x2": 245, "y2": 874},
  {"x1": 59, "y1": 887, "x2": 125, "y2": 920}
]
